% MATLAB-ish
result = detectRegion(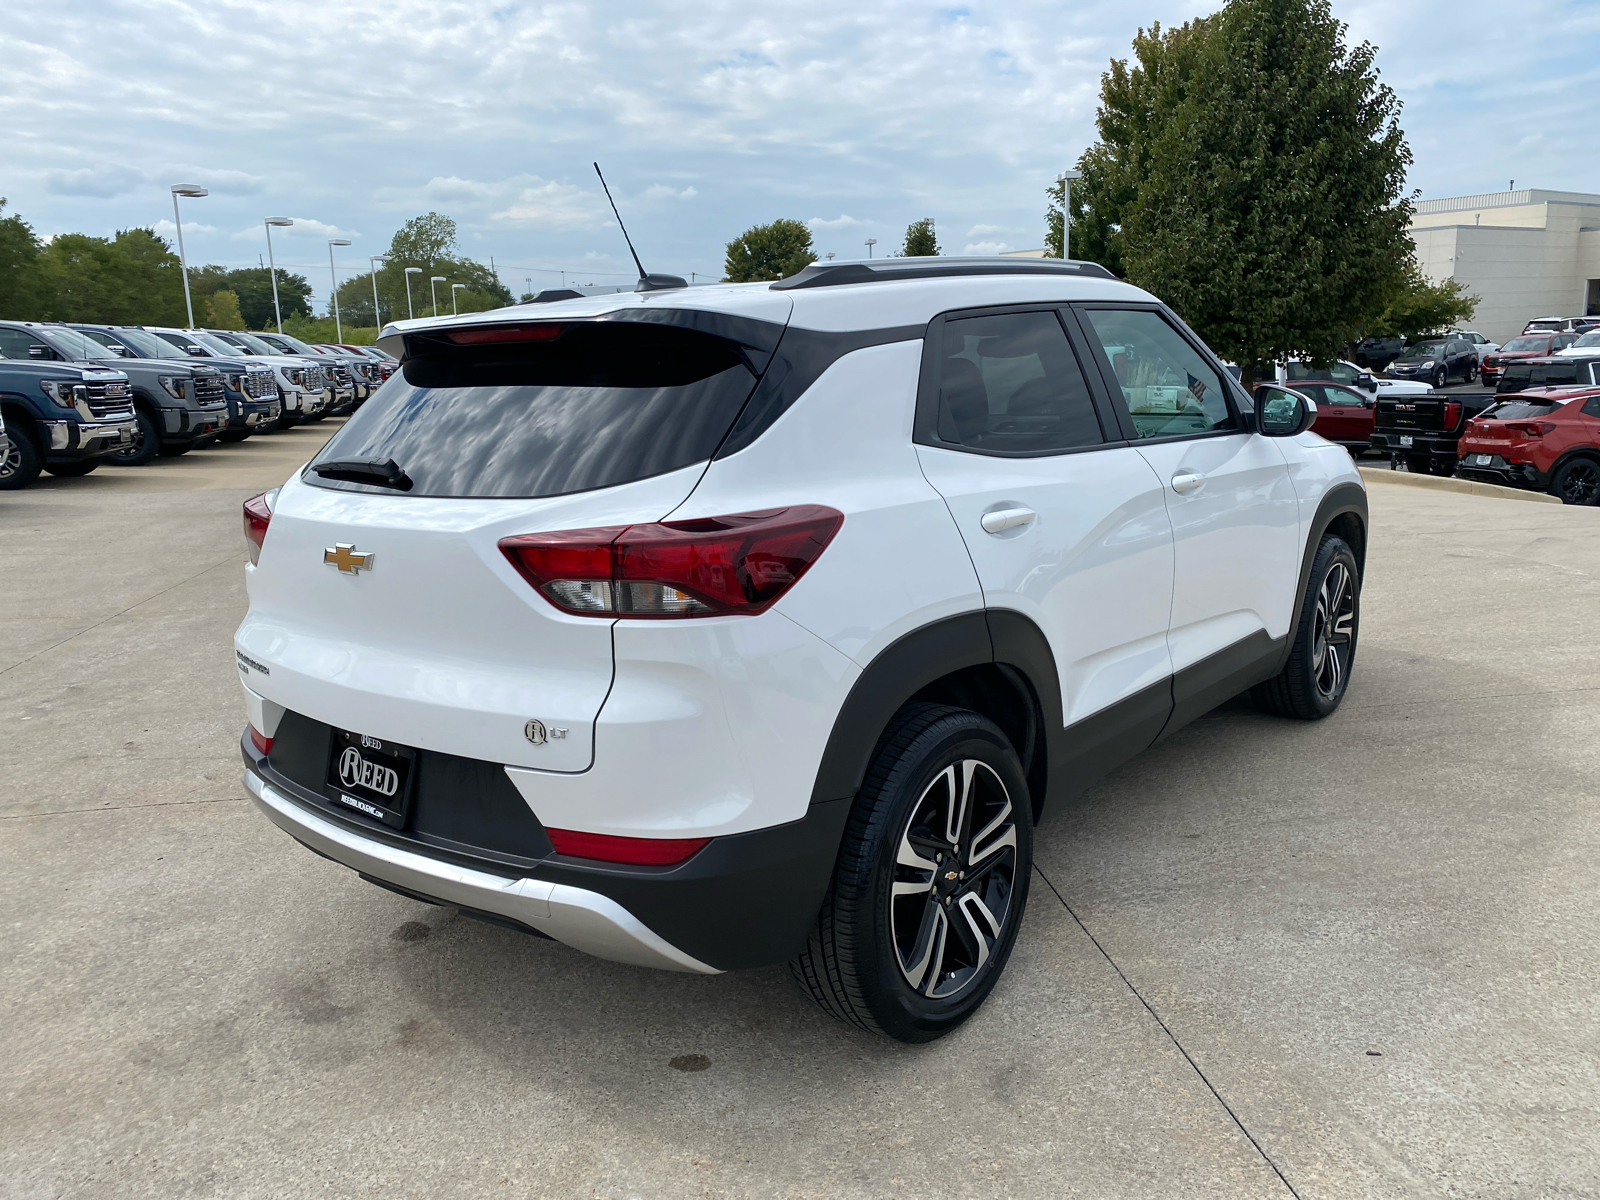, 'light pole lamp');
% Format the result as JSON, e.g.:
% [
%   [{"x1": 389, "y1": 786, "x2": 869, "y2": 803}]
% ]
[
  {"x1": 263, "y1": 217, "x2": 293, "y2": 332},
  {"x1": 327, "y1": 238, "x2": 352, "y2": 341},
  {"x1": 369, "y1": 255, "x2": 389, "y2": 332},
  {"x1": 404, "y1": 267, "x2": 422, "y2": 320},
  {"x1": 864, "y1": 238, "x2": 877, "y2": 258},
  {"x1": 451, "y1": 283, "x2": 465, "y2": 316},
  {"x1": 1056, "y1": 170, "x2": 1082, "y2": 259},
  {"x1": 170, "y1": 184, "x2": 208, "y2": 328},
  {"x1": 430, "y1": 276, "x2": 446, "y2": 318}
]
